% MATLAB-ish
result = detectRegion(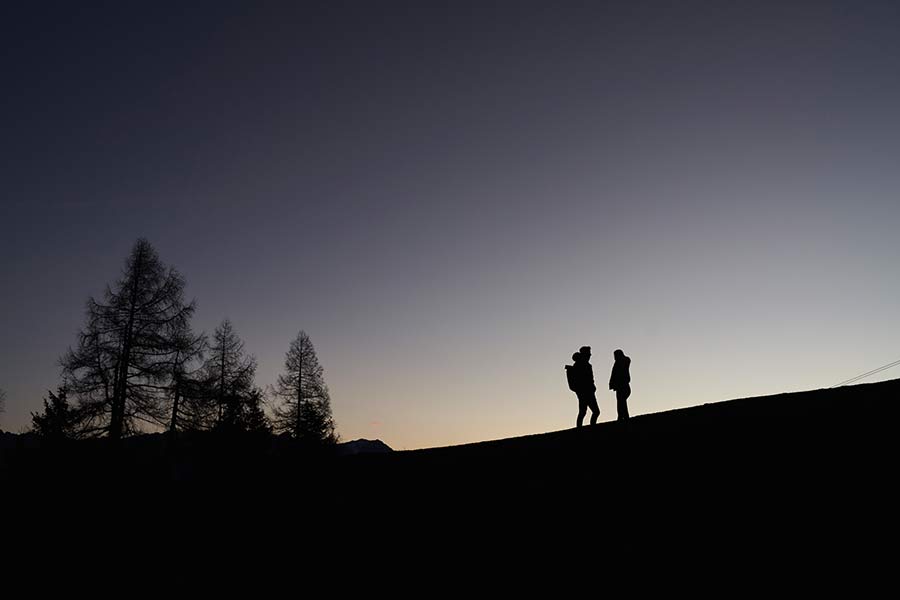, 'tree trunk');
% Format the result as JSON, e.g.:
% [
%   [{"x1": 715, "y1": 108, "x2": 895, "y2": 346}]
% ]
[
  {"x1": 296, "y1": 345, "x2": 303, "y2": 438},
  {"x1": 169, "y1": 382, "x2": 180, "y2": 434},
  {"x1": 110, "y1": 242, "x2": 144, "y2": 441},
  {"x1": 218, "y1": 346, "x2": 225, "y2": 425}
]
